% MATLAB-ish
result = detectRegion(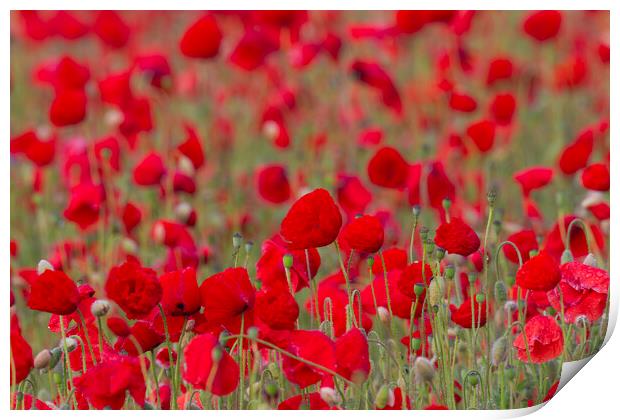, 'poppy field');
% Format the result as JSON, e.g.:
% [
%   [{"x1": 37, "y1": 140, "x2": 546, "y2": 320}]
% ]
[{"x1": 9, "y1": 10, "x2": 611, "y2": 411}]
